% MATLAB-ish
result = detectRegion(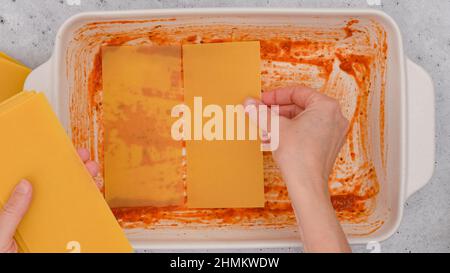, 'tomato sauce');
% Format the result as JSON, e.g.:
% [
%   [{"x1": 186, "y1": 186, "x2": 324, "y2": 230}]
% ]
[{"x1": 68, "y1": 18, "x2": 387, "y2": 234}]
